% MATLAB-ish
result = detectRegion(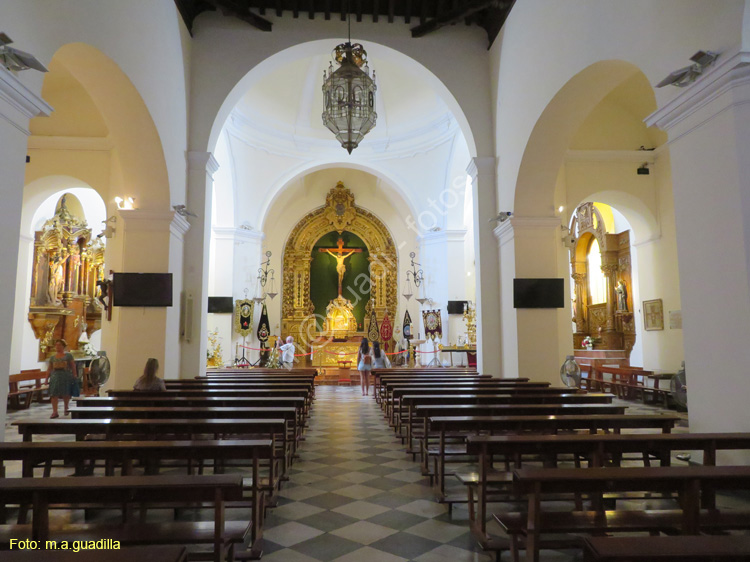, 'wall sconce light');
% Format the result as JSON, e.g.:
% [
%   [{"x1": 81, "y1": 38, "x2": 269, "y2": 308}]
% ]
[
  {"x1": 97, "y1": 216, "x2": 117, "y2": 239},
  {"x1": 114, "y1": 196, "x2": 136, "y2": 210},
  {"x1": 637, "y1": 163, "x2": 650, "y2": 175}
]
